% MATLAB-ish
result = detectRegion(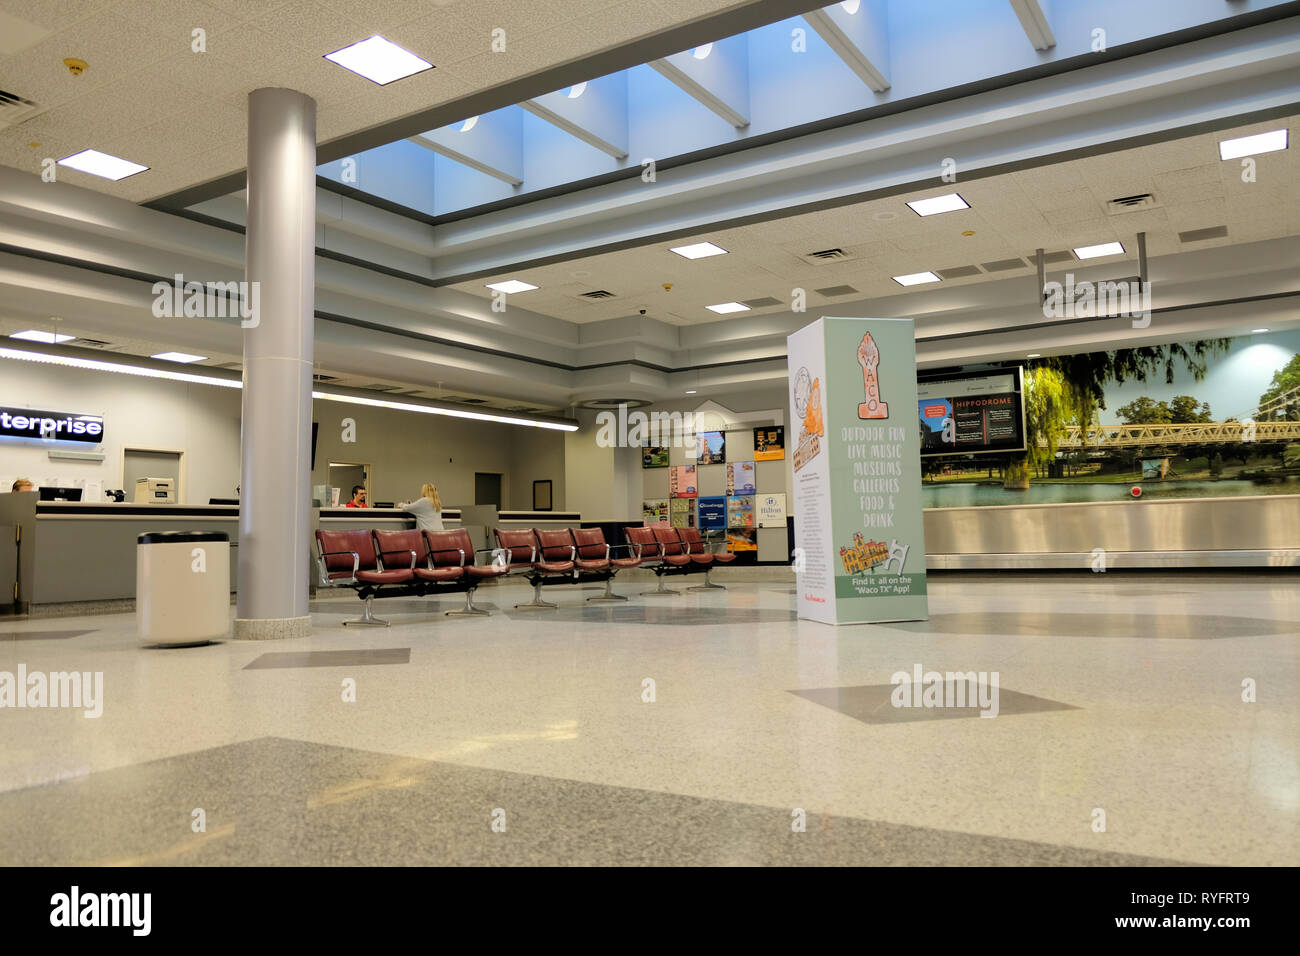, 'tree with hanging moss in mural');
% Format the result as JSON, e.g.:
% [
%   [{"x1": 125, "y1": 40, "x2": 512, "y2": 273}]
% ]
[{"x1": 1003, "y1": 339, "x2": 1232, "y2": 490}]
